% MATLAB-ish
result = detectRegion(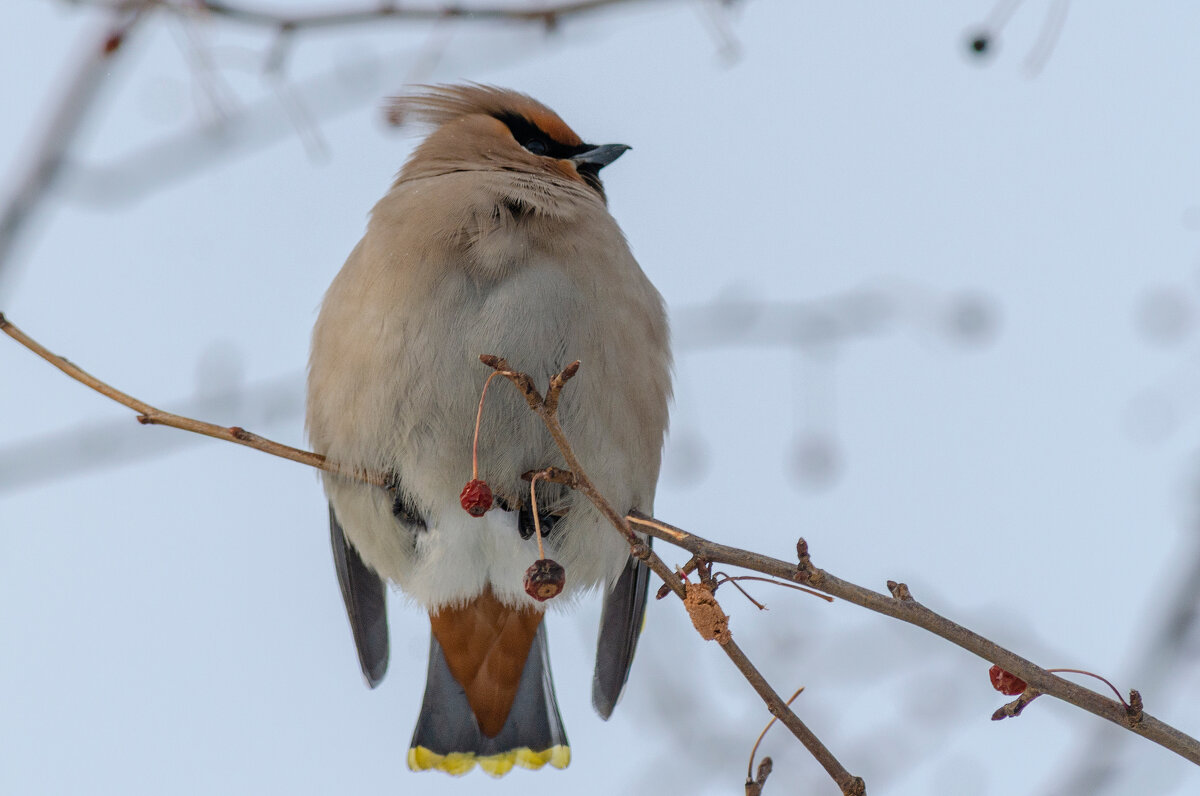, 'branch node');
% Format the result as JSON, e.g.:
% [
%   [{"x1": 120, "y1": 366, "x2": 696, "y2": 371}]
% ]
[
  {"x1": 844, "y1": 776, "x2": 867, "y2": 796},
  {"x1": 544, "y1": 359, "x2": 580, "y2": 413},
  {"x1": 887, "y1": 580, "x2": 914, "y2": 601},
  {"x1": 745, "y1": 756, "x2": 772, "y2": 796},
  {"x1": 793, "y1": 537, "x2": 826, "y2": 586},
  {"x1": 21, "y1": 324, "x2": 1195, "y2": 788},
  {"x1": 478, "y1": 353, "x2": 508, "y2": 370},
  {"x1": 992, "y1": 689, "x2": 1042, "y2": 721},
  {"x1": 521, "y1": 466, "x2": 576, "y2": 488},
  {"x1": 1126, "y1": 689, "x2": 1144, "y2": 726},
  {"x1": 481, "y1": 353, "x2": 543, "y2": 408},
  {"x1": 658, "y1": 554, "x2": 700, "y2": 599}
]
